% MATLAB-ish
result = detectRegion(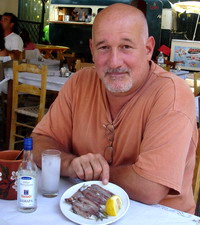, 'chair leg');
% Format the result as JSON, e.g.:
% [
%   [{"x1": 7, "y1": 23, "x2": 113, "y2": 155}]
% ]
[
  {"x1": 195, "y1": 191, "x2": 200, "y2": 216},
  {"x1": 0, "y1": 93, "x2": 7, "y2": 149},
  {"x1": 9, "y1": 112, "x2": 17, "y2": 150}
]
